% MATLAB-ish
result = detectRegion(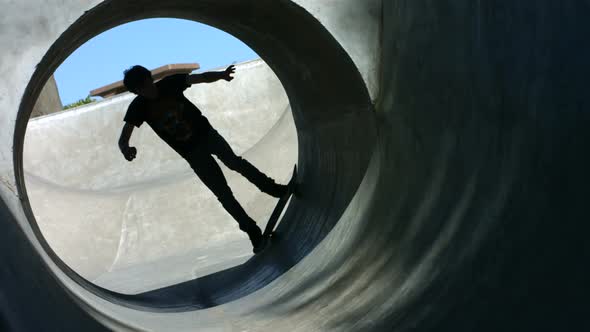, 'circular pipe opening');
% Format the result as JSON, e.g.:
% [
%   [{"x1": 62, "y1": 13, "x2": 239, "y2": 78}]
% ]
[
  {"x1": 14, "y1": 0, "x2": 376, "y2": 311},
  {"x1": 23, "y1": 18, "x2": 297, "y2": 292}
]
